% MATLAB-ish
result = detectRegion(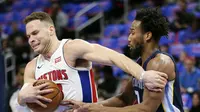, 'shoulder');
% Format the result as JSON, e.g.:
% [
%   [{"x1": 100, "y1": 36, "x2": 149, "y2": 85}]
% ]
[
  {"x1": 146, "y1": 53, "x2": 175, "y2": 80},
  {"x1": 26, "y1": 57, "x2": 37, "y2": 68},
  {"x1": 64, "y1": 39, "x2": 92, "y2": 46},
  {"x1": 64, "y1": 39, "x2": 85, "y2": 48},
  {"x1": 63, "y1": 39, "x2": 92, "y2": 59},
  {"x1": 25, "y1": 57, "x2": 37, "y2": 73},
  {"x1": 24, "y1": 57, "x2": 38, "y2": 83},
  {"x1": 63, "y1": 39, "x2": 97, "y2": 52}
]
